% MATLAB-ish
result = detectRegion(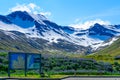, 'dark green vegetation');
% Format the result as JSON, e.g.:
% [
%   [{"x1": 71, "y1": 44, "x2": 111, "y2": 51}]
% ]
[
  {"x1": 0, "y1": 52, "x2": 8, "y2": 75},
  {"x1": 42, "y1": 57, "x2": 114, "y2": 75},
  {"x1": 0, "y1": 51, "x2": 120, "y2": 77}
]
